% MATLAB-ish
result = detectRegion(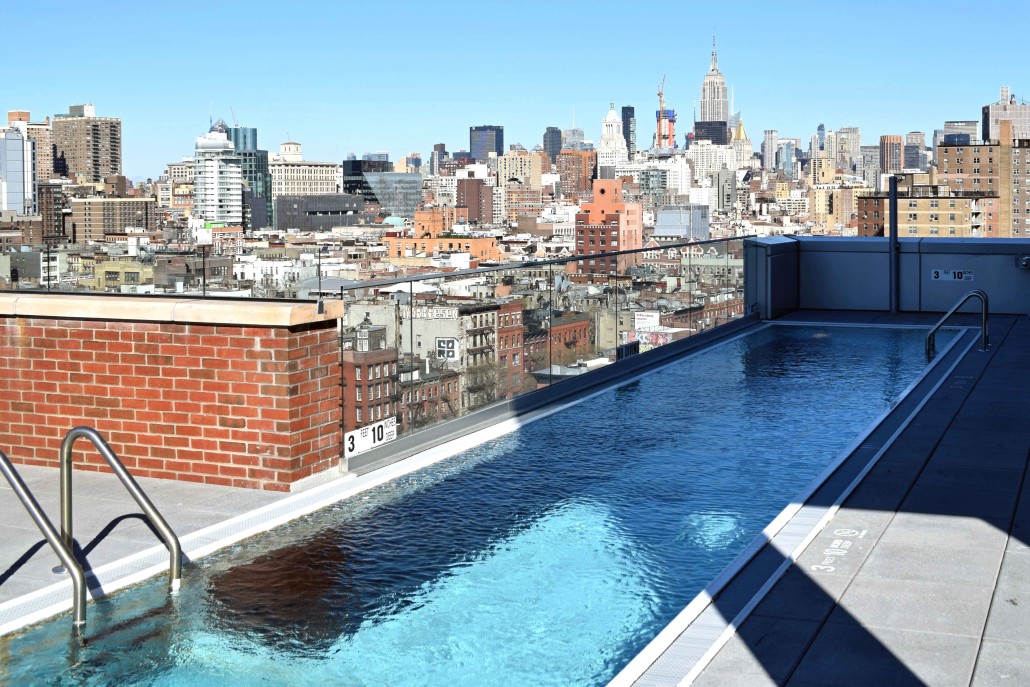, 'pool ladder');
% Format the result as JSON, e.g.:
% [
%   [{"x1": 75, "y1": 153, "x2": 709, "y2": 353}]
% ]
[
  {"x1": 925, "y1": 289, "x2": 990, "y2": 359},
  {"x1": 0, "y1": 426, "x2": 182, "y2": 632}
]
